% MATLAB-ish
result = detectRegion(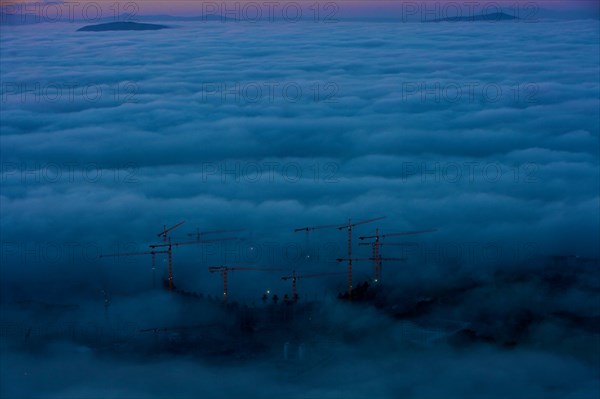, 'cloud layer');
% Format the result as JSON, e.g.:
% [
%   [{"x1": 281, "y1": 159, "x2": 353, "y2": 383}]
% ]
[{"x1": 0, "y1": 18, "x2": 598, "y2": 398}]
